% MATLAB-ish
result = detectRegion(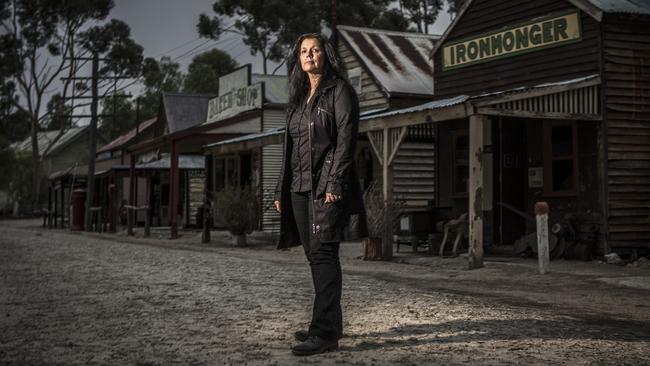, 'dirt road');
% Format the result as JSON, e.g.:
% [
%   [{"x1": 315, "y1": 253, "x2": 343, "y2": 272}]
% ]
[{"x1": 1, "y1": 220, "x2": 648, "y2": 365}]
